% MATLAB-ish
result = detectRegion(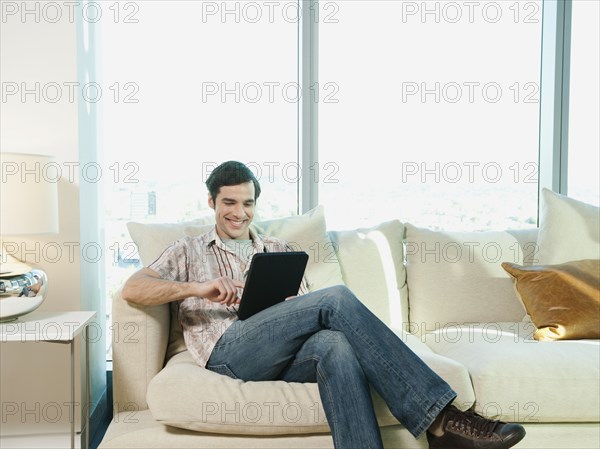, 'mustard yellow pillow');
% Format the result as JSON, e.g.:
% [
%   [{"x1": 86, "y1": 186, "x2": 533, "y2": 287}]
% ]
[{"x1": 502, "y1": 259, "x2": 600, "y2": 341}]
